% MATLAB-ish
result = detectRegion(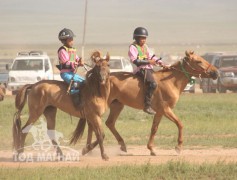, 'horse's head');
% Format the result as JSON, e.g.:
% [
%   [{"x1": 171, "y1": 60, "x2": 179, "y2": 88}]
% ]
[
  {"x1": 0, "y1": 87, "x2": 5, "y2": 101},
  {"x1": 183, "y1": 50, "x2": 218, "y2": 79},
  {"x1": 90, "y1": 51, "x2": 110, "y2": 84}
]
